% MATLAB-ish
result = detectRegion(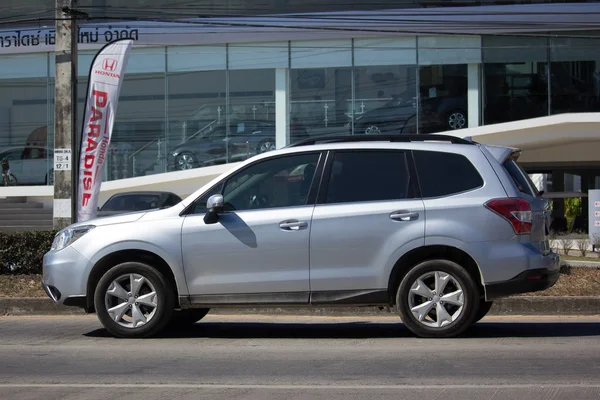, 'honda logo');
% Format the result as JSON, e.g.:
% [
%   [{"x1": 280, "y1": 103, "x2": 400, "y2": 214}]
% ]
[{"x1": 102, "y1": 58, "x2": 118, "y2": 72}]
